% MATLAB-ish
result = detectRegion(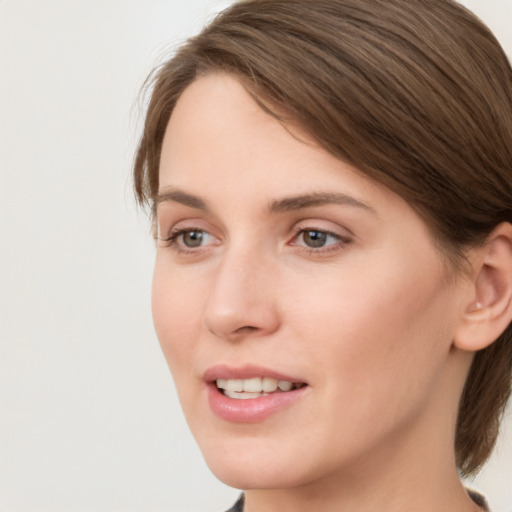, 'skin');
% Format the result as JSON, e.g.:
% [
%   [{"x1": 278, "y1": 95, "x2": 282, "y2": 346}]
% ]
[{"x1": 152, "y1": 73, "x2": 484, "y2": 512}]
